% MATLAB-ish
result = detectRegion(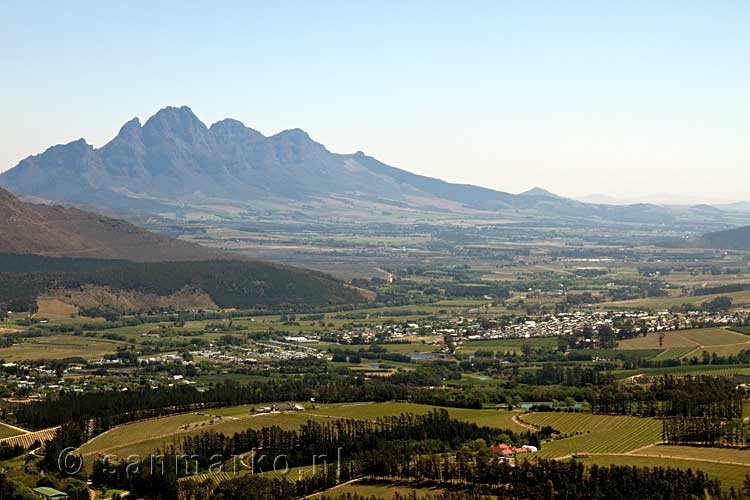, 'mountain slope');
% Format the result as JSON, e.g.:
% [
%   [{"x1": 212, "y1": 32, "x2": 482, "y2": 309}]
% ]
[
  {"x1": 0, "y1": 186, "x2": 224, "y2": 261},
  {"x1": 0, "y1": 105, "x2": 681, "y2": 224}
]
